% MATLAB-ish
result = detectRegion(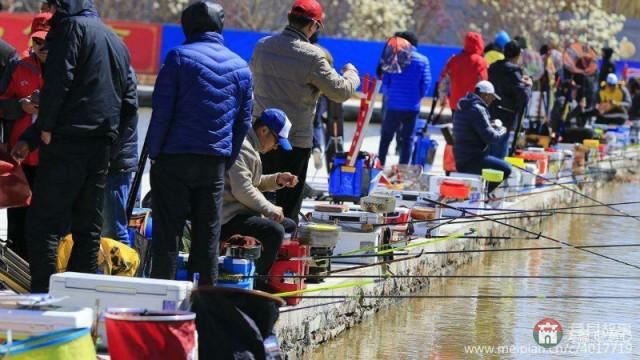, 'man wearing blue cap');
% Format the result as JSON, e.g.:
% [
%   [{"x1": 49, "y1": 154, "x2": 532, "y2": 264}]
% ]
[{"x1": 221, "y1": 109, "x2": 298, "y2": 283}]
